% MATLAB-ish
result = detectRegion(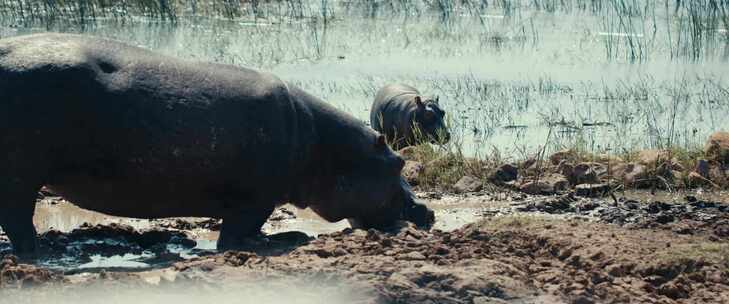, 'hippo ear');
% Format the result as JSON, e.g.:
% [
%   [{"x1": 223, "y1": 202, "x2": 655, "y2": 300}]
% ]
[
  {"x1": 414, "y1": 96, "x2": 424, "y2": 108},
  {"x1": 435, "y1": 96, "x2": 440, "y2": 103},
  {"x1": 375, "y1": 134, "x2": 387, "y2": 149}
]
